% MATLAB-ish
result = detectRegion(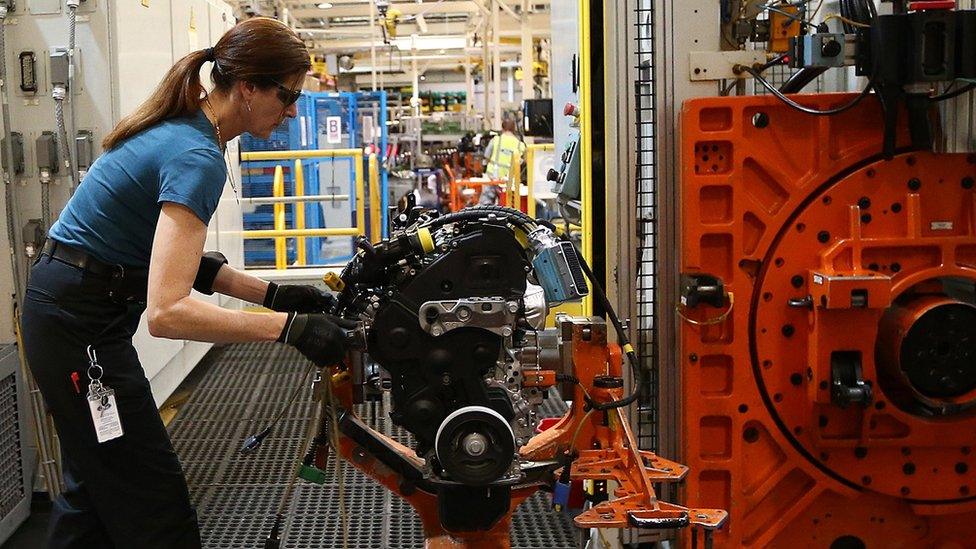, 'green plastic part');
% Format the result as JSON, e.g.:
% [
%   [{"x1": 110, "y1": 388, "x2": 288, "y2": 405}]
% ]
[{"x1": 298, "y1": 464, "x2": 328, "y2": 485}]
